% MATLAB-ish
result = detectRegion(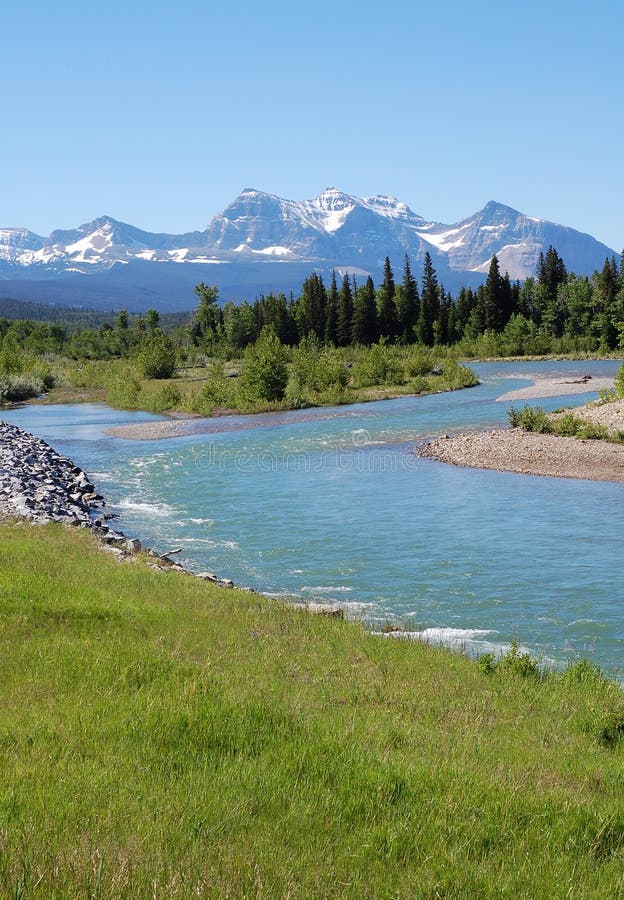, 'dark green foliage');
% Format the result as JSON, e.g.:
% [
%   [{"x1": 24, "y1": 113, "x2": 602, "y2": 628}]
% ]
[
  {"x1": 417, "y1": 252, "x2": 439, "y2": 346},
  {"x1": 351, "y1": 341, "x2": 404, "y2": 387},
  {"x1": 136, "y1": 331, "x2": 177, "y2": 379},
  {"x1": 145, "y1": 308, "x2": 160, "y2": 332},
  {"x1": 296, "y1": 273, "x2": 327, "y2": 341},
  {"x1": 396, "y1": 255, "x2": 419, "y2": 342},
  {"x1": 324, "y1": 271, "x2": 338, "y2": 345},
  {"x1": 240, "y1": 325, "x2": 289, "y2": 402},
  {"x1": 377, "y1": 257, "x2": 398, "y2": 340},
  {"x1": 537, "y1": 245, "x2": 567, "y2": 303},
  {"x1": 507, "y1": 405, "x2": 551, "y2": 433},
  {"x1": 482, "y1": 255, "x2": 513, "y2": 331},
  {"x1": 508, "y1": 405, "x2": 618, "y2": 443},
  {"x1": 352, "y1": 276, "x2": 378, "y2": 345},
  {"x1": 597, "y1": 714, "x2": 624, "y2": 749},
  {"x1": 191, "y1": 283, "x2": 222, "y2": 347},
  {"x1": 336, "y1": 273, "x2": 353, "y2": 347},
  {"x1": 478, "y1": 639, "x2": 540, "y2": 679},
  {"x1": 286, "y1": 335, "x2": 349, "y2": 406}
]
